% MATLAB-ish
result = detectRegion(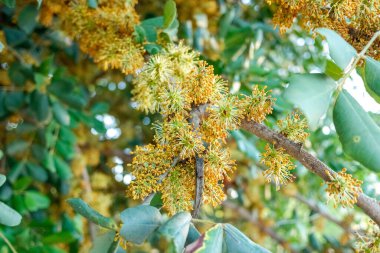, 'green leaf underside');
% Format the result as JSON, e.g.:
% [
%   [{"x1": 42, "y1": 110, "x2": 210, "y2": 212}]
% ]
[
  {"x1": 222, "y1": 224, "x2": 271, "y2": 253},
  {"x1": 158, "y1": 212, "x2": 192, "y2": 253},
  {"x1": 317, "y1": 28, "x2": 357, "y2": 70},
  {"x1": 120, "y1": 205, "x2": 161, "y2": 244},
  {"x1": 0, "y1": 201, "x2": 22, "y2": 226},
  {"x1": 284, "y1": 73, "x2": 337, "y2": 130}
]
